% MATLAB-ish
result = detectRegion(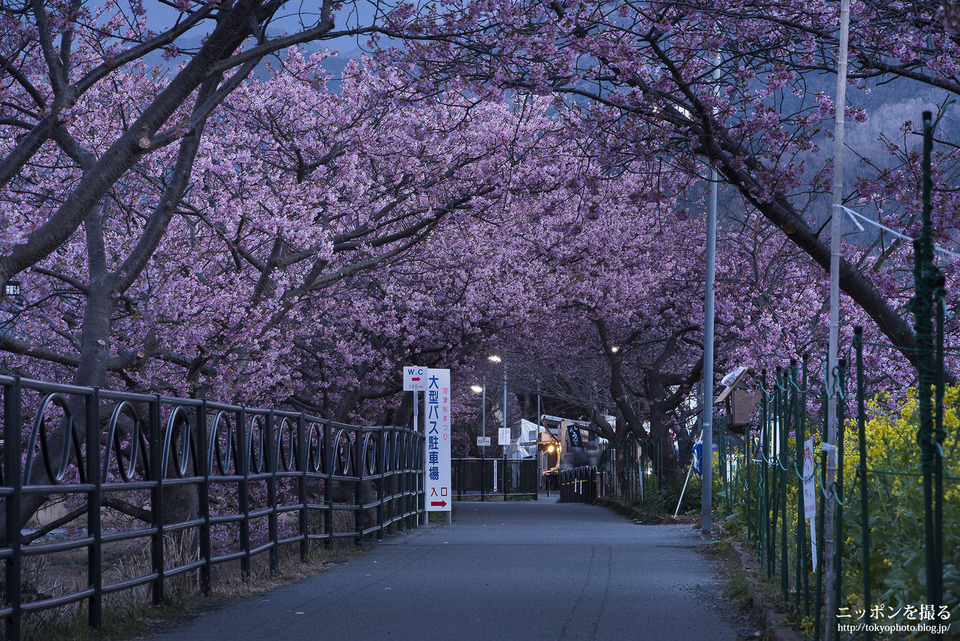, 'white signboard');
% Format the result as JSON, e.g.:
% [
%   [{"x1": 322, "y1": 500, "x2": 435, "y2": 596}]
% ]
[
  {"x1": 403, "y1": 366, "x2": 427, "y2": 392},
  {"x1": 477, "y1": 436, "x2": 491, "y2": 447},
  {"x1": 425, "y1": 368, "x2": 451, "y2": 511},
  {"x1": 802, "y1": 439, "x2": 816, "y2": 520},
  {"x1": 806, "y1": 439, "x2": 821, "y2": 570},
  {"x1": 498, "y1": 427, "x2": 511, "y2": 446}
]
